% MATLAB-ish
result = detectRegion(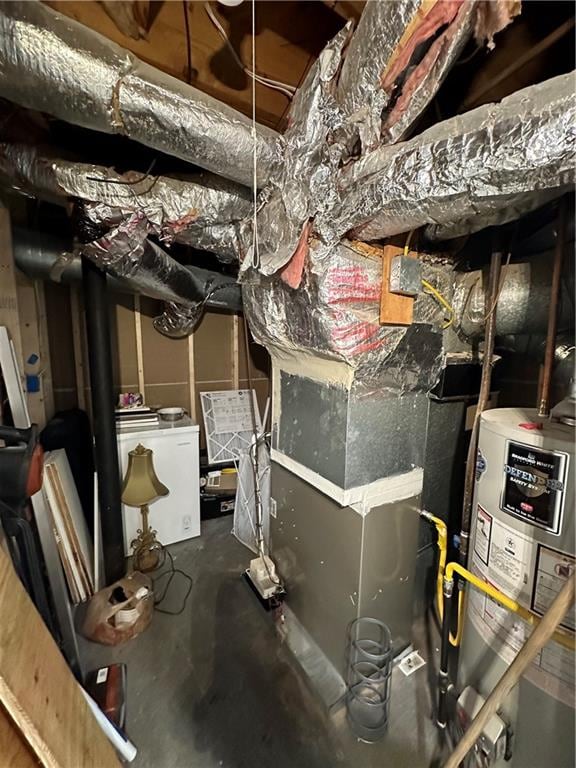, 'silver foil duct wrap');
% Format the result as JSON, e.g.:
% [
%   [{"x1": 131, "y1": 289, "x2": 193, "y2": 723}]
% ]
[
  {"x1": 381, "y1": 1, "x2": 476, "y2": 144},
  {"x1": 453, "y1": 257, "x2": 575, "y2": 339},
  {"x1": 0, "y1": 1, "x2": 279, "y2": 187},
  {"x1": 243, "y1": 241, "x2": 446, "y2": 391},
  {"x1": 0, "y1": 144, "x2": 251, "y2": 260},
  {"x1": 336, "y1": 0, "x2": 421, "y2": 151},
  {"x1": 318, "y1": 73, "x2": 576, "y2": 244},
  {"x1": 239, "y1": 0, "x2": 478, "y2": 277},
  {"x1": 82, "y1": 233, "x2": 242, "y2": 337},
  {"x1": 153, "y1": 301, "x2": 206, "y2": 339},
  {"x1": 240, "y1": 23, "x2": 352, "y2": 277}
]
